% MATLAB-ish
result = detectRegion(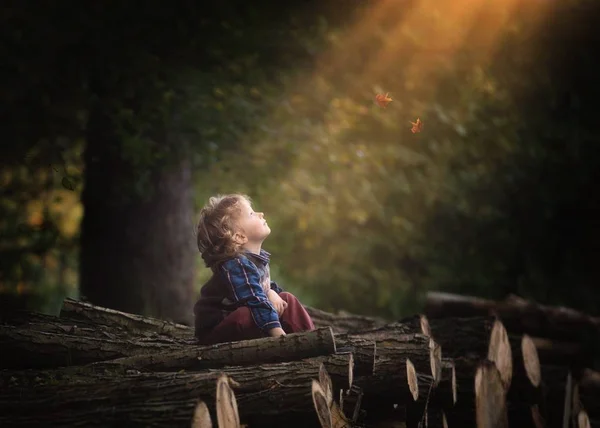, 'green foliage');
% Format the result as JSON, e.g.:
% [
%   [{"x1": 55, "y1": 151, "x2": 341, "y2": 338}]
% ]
[{"x1": 195, "y1": 0, "x2": 600, "y2": 318}]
